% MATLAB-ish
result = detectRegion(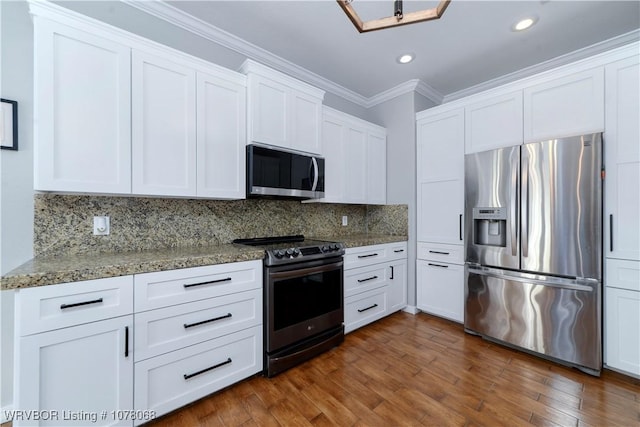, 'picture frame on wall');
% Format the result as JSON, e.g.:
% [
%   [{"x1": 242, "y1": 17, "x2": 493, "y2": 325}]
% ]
[{"x1": 1, "y1": 98, "x2": 18, "y2": 150}]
